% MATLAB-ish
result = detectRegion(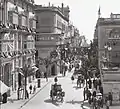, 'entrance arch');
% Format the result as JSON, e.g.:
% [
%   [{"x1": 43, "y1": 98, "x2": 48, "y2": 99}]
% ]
[{"x1": 4, "y1": 63, "x2": 11, "y2": 86}]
